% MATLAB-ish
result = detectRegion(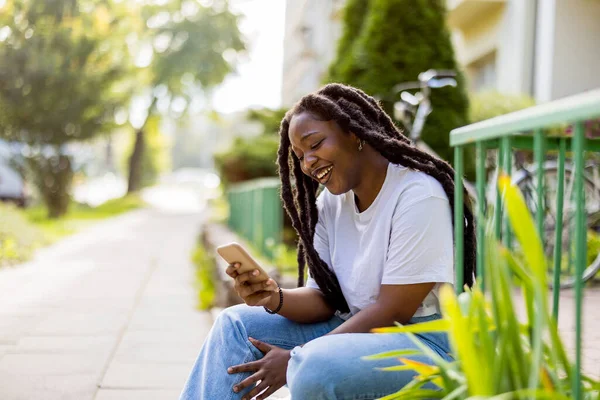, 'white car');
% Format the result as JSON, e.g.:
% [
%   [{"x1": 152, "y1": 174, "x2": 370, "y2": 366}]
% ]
[{"x1": 0, "y1": 162, "x2": 27, "y2": 207}]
